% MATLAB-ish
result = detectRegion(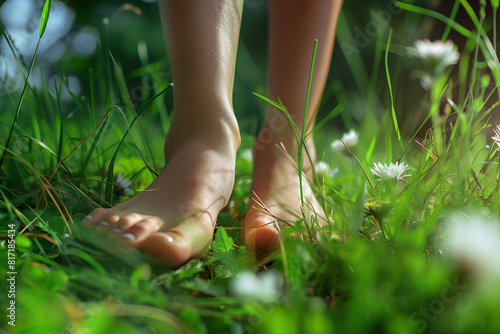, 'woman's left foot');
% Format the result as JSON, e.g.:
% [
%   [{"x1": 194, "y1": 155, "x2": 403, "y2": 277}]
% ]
[{"x1": 241, "y1": 123, "x2": 326, "y2": 259}]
